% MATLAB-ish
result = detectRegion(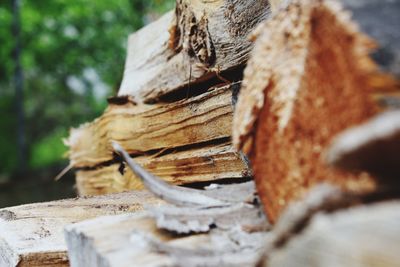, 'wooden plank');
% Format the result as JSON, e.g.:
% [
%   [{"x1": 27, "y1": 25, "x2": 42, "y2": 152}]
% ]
[
  {"x1": 64, "y1": 179, "x2": 400, "y2": 267},
  {"x1": 0, "y1": 191, "x2": 160, "y2": 267},
  {"x1": 75, "y1": 142, "x2": 250, "y2": 195},
  {"x1": 118, "y1": 0, "x2": 272, "y2": 103}
]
